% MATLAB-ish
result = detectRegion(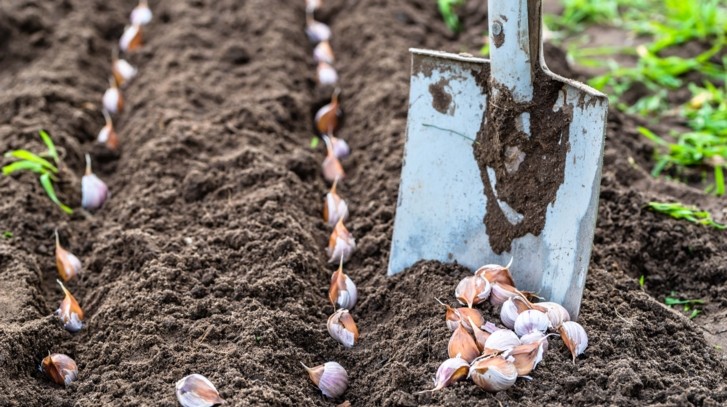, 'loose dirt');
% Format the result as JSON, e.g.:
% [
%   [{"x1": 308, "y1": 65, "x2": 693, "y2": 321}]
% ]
[{"x1": 0, "y1": 0, "x2": 725, "y2": 406}]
